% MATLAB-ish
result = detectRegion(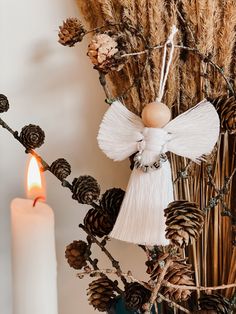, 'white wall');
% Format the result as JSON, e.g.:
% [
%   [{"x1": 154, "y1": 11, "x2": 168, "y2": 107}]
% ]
[{"x1": 0, "y1": 1, "x2": 146, "y2": 313}]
